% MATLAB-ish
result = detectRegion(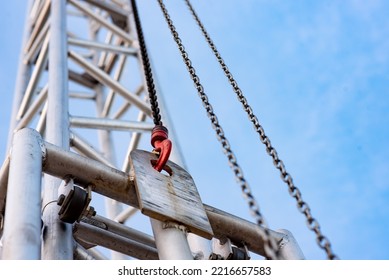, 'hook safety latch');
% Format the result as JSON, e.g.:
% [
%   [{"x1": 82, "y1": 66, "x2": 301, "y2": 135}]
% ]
[{"x1": 151, "y1": 125, "x2": 172, "y2": 172}]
